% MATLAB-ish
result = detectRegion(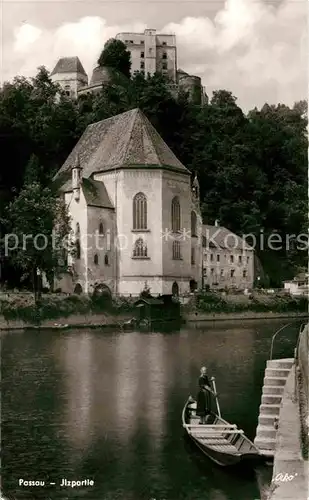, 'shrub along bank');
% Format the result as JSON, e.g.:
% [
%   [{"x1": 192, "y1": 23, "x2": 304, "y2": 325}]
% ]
[
  {"x1": 0, "y1": 293, "x2": 135, "y2": 324},
  {"x1": 185, "y1": 291, "x2": 308, "y2": 315},
  {"x1": 0, "y1": 291, "x2": 307, "y2": 325}
]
